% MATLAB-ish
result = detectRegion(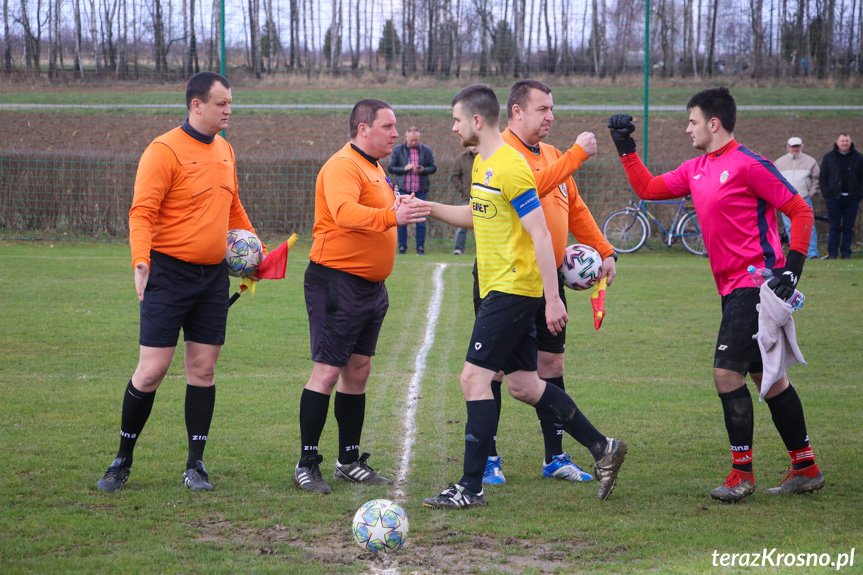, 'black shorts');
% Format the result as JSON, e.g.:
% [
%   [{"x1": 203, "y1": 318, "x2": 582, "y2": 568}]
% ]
[
  {"x1": 472, "y1": 260, "x2": 566, "y2": 353},
  {"x1": 466, "y1": 291, "x2": 540, "y2": 375},
  {"x1": 305, "y1": 261, "x2": 388, "y2": 367},
  {"x1": 139, "y1": 250, "x2": 229, "y2": 348},
  {"x1": 714, "y1": 287, "x2": 763, "y2": 375}
]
